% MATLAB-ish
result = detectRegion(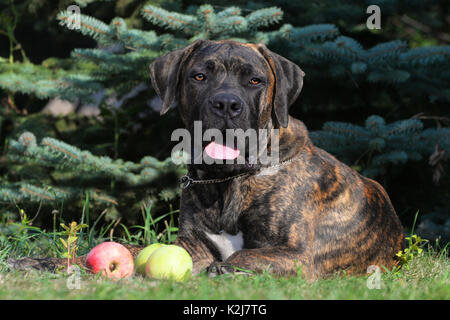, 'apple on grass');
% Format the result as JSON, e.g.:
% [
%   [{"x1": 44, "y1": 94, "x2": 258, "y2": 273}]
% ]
[
  {"x1": 145, "y1": 245, "x2": 193, "y2": 282},
  {"x1": 134, "y1": 243, "x2": 166, "y2": 275},
  {"x1": 85, "y1": 242, "x2": 134, "y2": 279}
]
